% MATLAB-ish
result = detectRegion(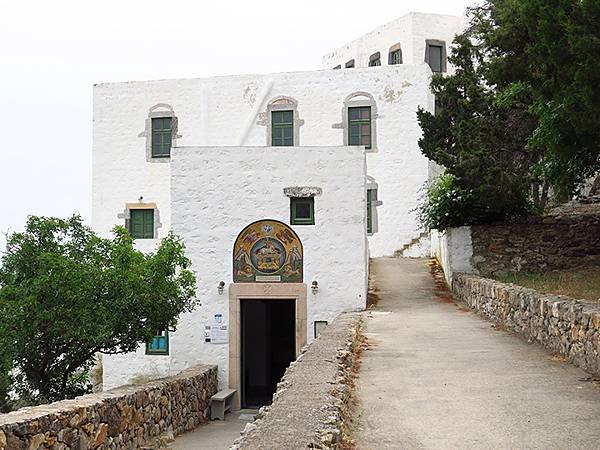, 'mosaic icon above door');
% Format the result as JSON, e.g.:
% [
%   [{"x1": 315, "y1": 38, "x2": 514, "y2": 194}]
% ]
[{"x1": 233, "y1": 219, "x2": 303, "y2": 283}]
